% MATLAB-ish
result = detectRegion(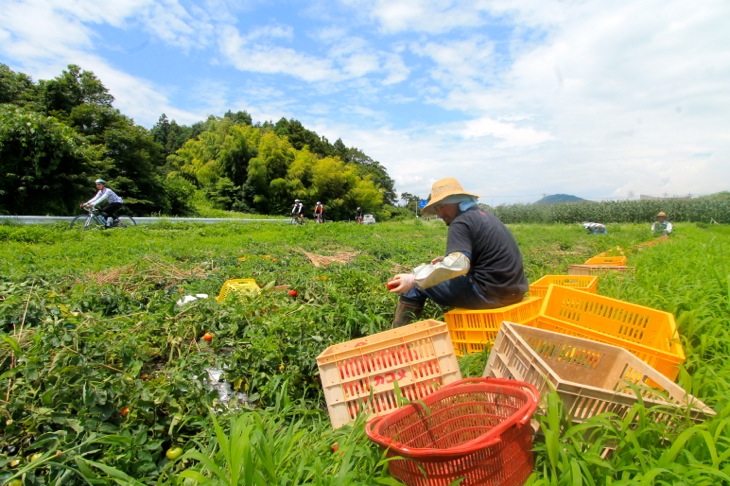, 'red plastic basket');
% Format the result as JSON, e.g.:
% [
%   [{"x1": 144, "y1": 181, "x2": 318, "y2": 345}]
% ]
[{"x1": 365, "y1": 378, "x2": 539, "y2": 486}]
